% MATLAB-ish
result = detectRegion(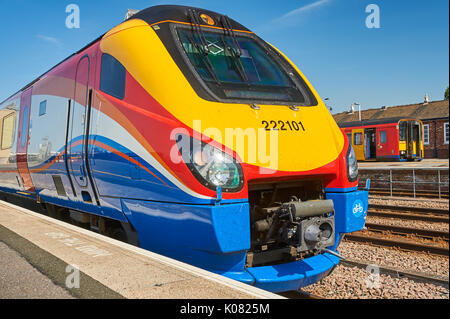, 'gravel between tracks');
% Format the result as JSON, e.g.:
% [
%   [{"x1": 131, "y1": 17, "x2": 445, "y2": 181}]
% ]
[
  {"x1": 338, "y1": 241, "x2": 449, "y2": 278},
  {"x1": 369, "y1": 196, "x2": 449, "y2": 210},
  {"x1": 366, "y1": 216, "x2": 449, "y2": 232},
  {"x1": 303, "y1": 263, "x2": 449, "y2": 299}
]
